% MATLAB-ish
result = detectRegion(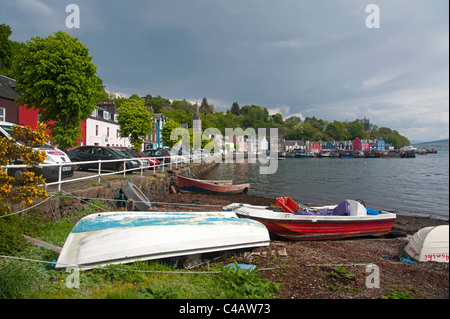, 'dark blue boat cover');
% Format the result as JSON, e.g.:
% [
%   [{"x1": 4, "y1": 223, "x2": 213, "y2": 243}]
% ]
[{"x1": 331, "y1": 200, "x2": 350, "y2": 216}]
